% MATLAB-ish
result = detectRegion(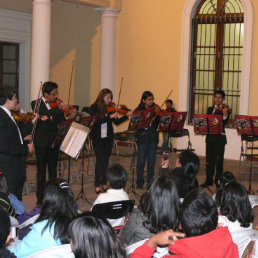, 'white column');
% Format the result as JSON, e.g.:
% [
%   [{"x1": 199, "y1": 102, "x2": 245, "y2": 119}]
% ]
[
  {"x1": 95, "y1": 7, "x2": 120, "y2": 95},
  {"x1": 30, "y1": 0, "x2": 51, "y2": 101}
]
